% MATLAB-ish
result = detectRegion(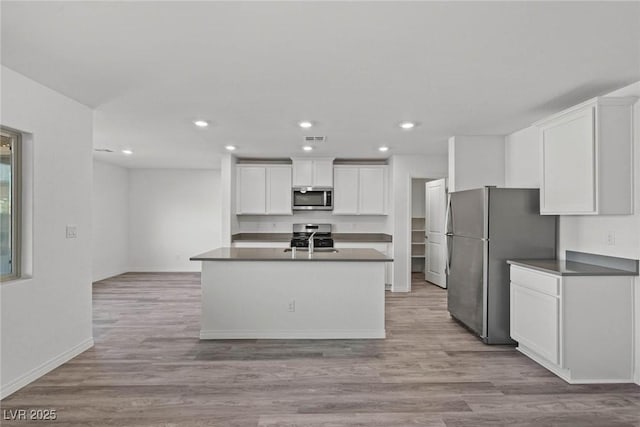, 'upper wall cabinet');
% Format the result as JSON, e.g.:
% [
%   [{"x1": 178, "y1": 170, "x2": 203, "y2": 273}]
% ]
[
  {"x1": 236, "y1": 164, "x2": 292, "y2": 215},
  {"x1": 333, "y1": 165, "x2": 387, "y2": 215},
  {"x1": 292, "y1": 158, "x2": 334, "y2": 187},
  {"x1": 535, "y1": 97, "x2": 636, "y2": 215}
]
